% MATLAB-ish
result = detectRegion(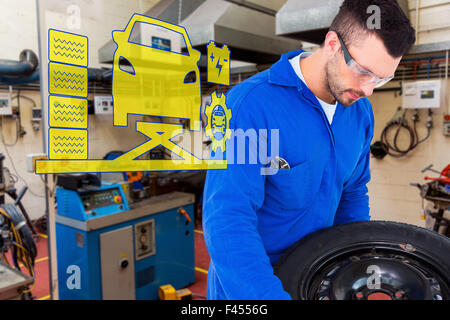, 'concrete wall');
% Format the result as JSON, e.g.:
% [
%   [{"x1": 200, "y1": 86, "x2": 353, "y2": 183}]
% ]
[{"x1": 408, "y1": 0, "x2": 450, "y2": 45}]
